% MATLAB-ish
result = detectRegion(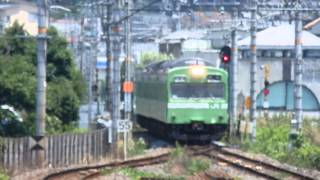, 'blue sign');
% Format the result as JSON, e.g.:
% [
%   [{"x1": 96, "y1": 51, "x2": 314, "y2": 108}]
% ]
[{"x1": 96, "y1": 57, "x2": 107, "y2": 69}]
